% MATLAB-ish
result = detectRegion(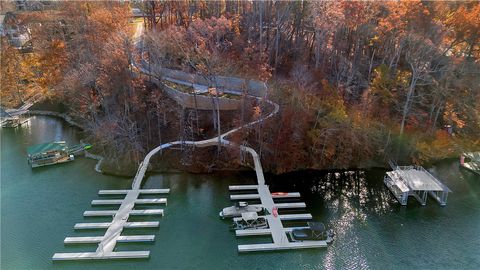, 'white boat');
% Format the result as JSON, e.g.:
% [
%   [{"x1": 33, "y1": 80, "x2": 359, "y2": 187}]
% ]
[{"x1": 219, "y1": 201, "x2": 264, "y2": 219}]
